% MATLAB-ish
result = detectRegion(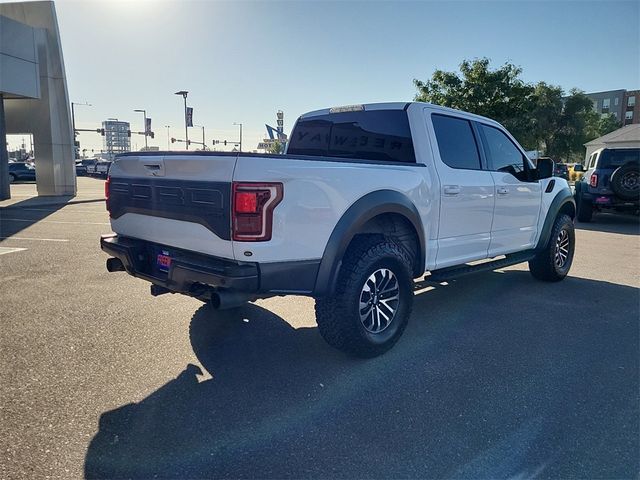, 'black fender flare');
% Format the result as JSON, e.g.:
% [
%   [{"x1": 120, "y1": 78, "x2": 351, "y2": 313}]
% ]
[
  {"x1": 313, "y1": 190, "x2": 426, "y2": 296},
  {"x1": 535, "y1": 187, "x2": 576, "y2": 250}
]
